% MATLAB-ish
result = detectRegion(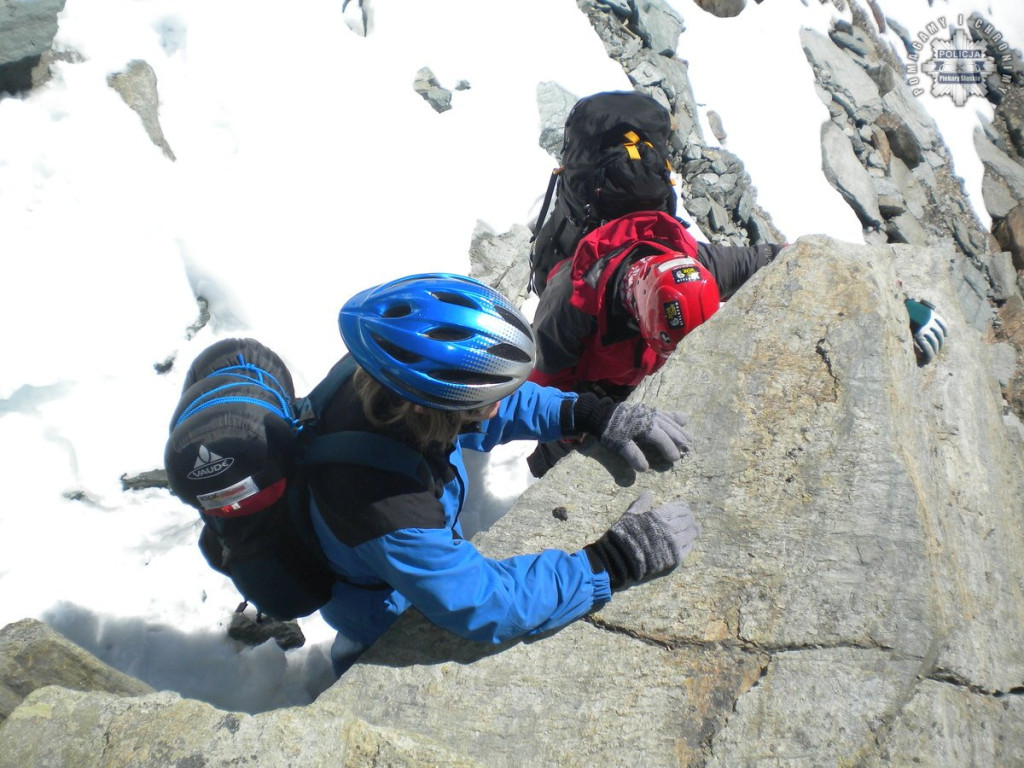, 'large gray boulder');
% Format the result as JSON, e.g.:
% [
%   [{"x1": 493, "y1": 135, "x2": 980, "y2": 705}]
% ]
[
  {"x1": 468, "y1": 221, "x2": 532, "y2": 308},
  {"x1": 0, "y1": 619, "x2": 153, "y2": 724},
  {"x1": 976, "y1": 125, "x2": 1024, "y2": 218},
  {"x1": 692, "y1": 0, "x2": 747, "y2": 18},
  {"x1": 107, "y1": 60, "x2": 176, "y2": 161},
  {"x1": 0, "y1": 687, "x2": 482, "y2": 768},
  {"x1": 536, "y1": 80, "x2": 577, "y2": 161},
  {"x1": 0, "y1": 0, "x2": 63, "y2": 64},
  {"x1": 633, "y1": 0, "x2": 685, "y2": 57},
  {"x1": 0, "y1": 0, "x2": 66, "y2": 93},
  {"x1": 5, "y1": 237, "x2": 1020, "y2": 766},
  {"x1": 821, "y1": 120, "x2": 883, "y2": 226},
  {"x1": 412, "y1": 66, "x2": 452, "y2": 114}
]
